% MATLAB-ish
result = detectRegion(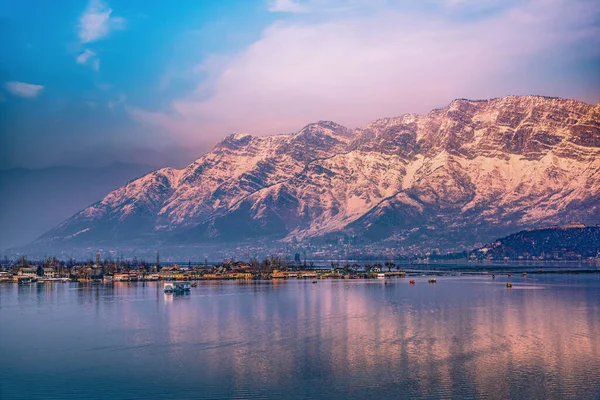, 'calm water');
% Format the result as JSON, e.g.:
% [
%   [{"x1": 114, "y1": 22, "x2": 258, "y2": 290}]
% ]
[{"x1": 1, "y1": 274, "x2": 600, "y2": 399}]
